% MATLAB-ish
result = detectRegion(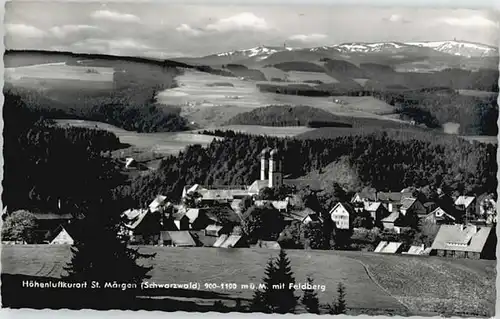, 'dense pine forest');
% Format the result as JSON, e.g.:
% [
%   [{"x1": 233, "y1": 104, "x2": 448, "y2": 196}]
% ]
[
  {"x1": 117, "y1": 130, "x2": 497, "y2": 208},
  {"x1": 2, "y1": 92, "x2": 125, "y2": 215}
]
